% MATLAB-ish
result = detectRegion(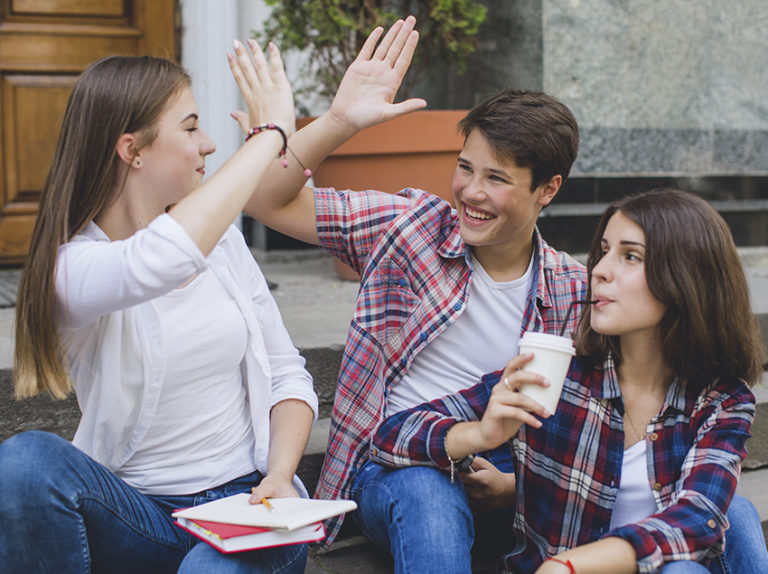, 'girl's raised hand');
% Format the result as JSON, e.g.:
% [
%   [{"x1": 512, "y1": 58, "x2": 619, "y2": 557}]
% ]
[{"x1": 228, "y1": 39, "x2": 295, "y2": 137}]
